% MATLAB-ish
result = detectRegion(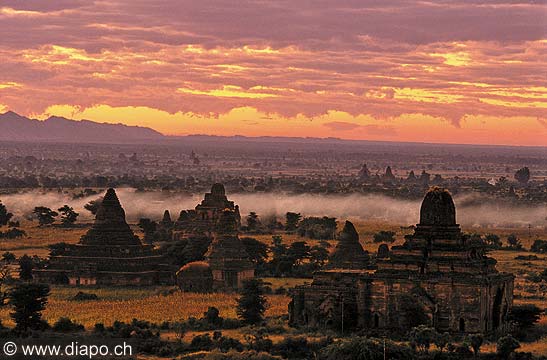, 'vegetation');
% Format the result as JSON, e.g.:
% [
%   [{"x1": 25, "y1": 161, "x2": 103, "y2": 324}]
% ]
[
  {"x1": 237, "y1": 279, "x2": 268, "y2": 325},
  {"x1": 58, "y1": 205, "x2": 79, "y2": 227},
  {"x1": 33, "y1": 206, "x2": 58, "y2": 226},
  {"x1": 9, "y1": 282, "x2": 50, "y2": 333}
]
